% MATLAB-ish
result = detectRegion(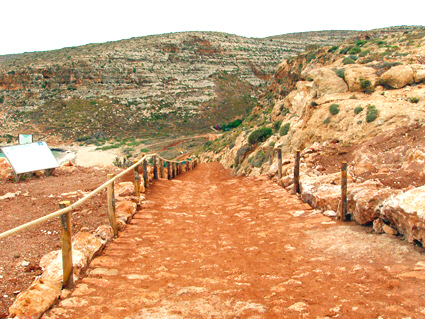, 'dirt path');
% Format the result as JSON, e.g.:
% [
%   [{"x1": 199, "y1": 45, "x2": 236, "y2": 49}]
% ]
[{"x1": 43, "y1": 163, "x2": 425, "y2": 318}]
